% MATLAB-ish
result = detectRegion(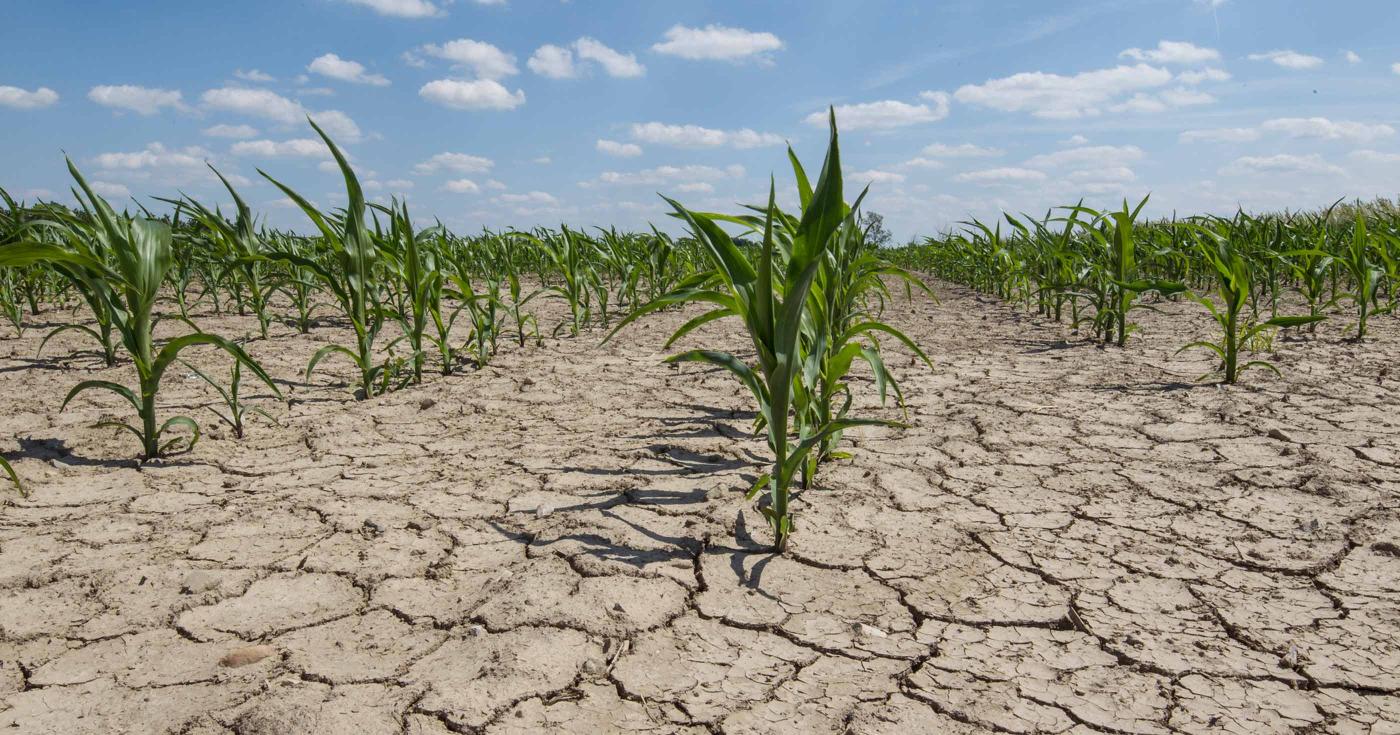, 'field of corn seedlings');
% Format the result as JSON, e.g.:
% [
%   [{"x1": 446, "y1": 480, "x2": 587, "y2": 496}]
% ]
[{"x1": 0, "y1": 115, "x2": 1398, "y2": 734}]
